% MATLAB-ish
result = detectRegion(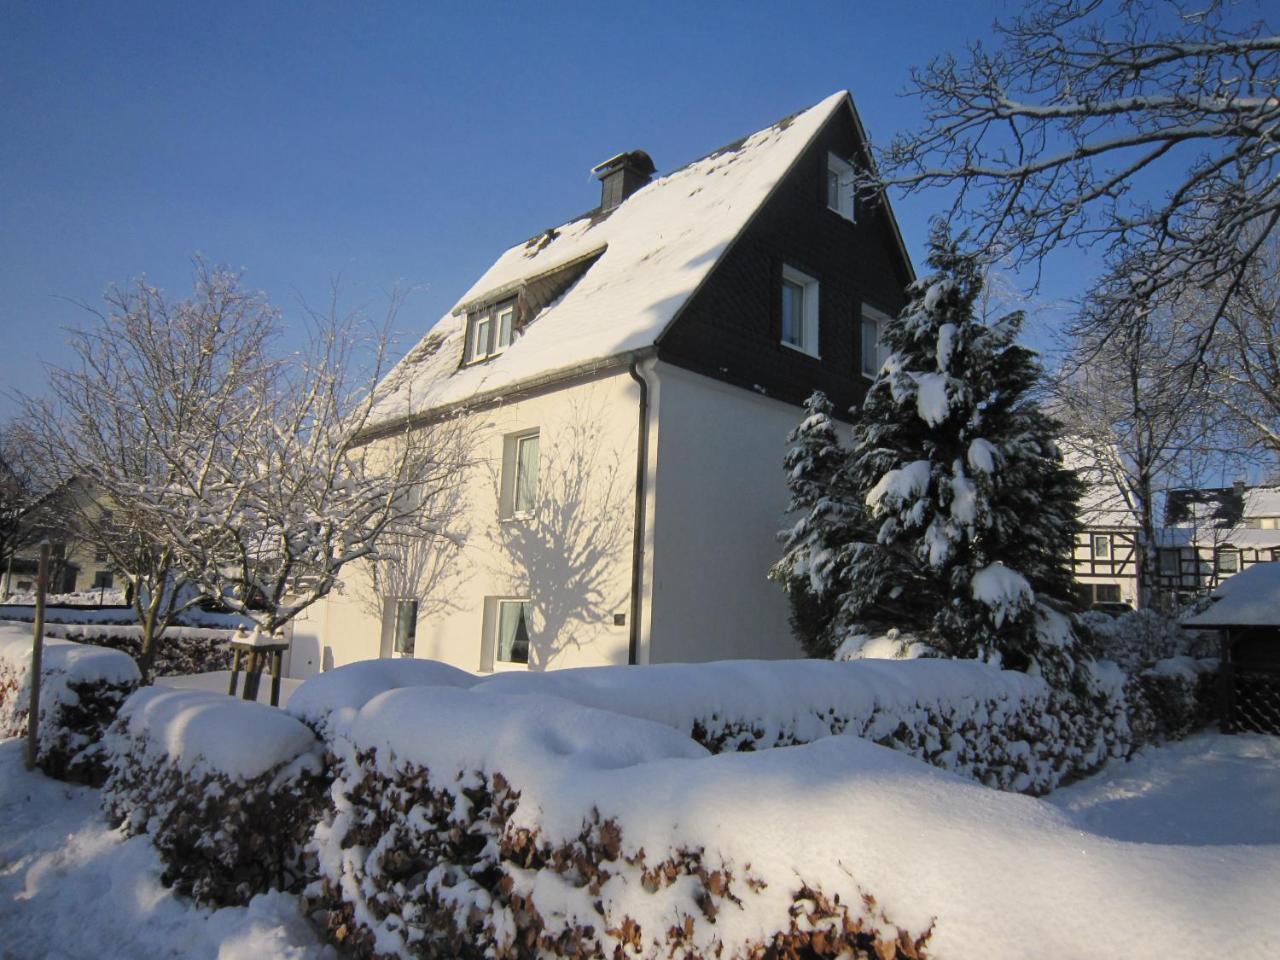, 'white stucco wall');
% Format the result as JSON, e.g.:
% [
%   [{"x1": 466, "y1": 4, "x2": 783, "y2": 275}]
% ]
[
  {"x1": 644, "y1": 363, "x2": 804, "y2": 663},
  {"x1": 313, "y1": 371, "x2": 642, "y2": 674}
]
